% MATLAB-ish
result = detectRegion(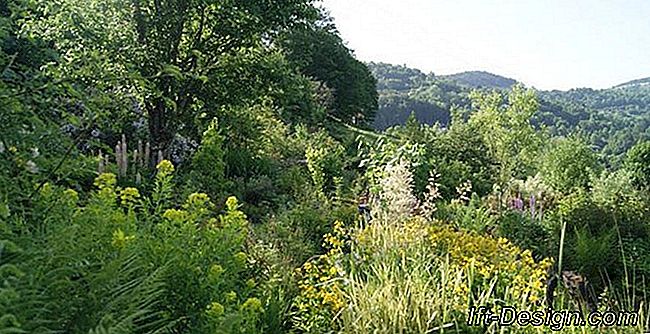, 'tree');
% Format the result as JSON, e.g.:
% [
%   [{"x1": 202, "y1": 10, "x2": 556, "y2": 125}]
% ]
[
  {"x1": 625, "y1": 140, "x2": 650, "y2": 190},
  {"x1": 466, "y1": 85, "x2": 545, "y2": 183},
  {"x1": 22, "y1": 0, "x2": 319, "y2": 151},
  {"x1": 540, "y1": 136, "x2": 600, "y2": 193},
  {"x1": 129, "y1": 0, "x2": 318, "y2": 149},
  {"x1": 279, "y1": 17, "x2": 378, "y2": 125}
]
